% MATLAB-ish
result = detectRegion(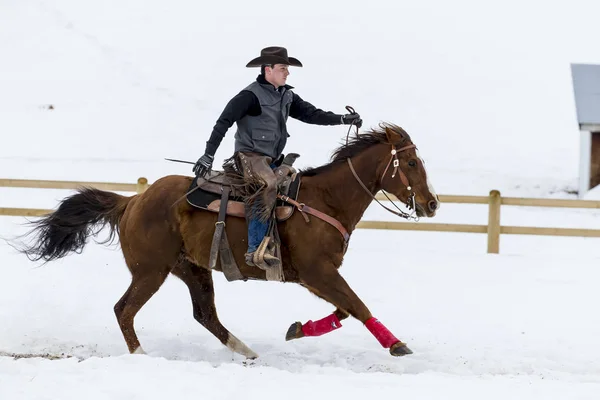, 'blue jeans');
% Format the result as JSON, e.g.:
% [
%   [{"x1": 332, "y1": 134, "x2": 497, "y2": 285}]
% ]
[
  {"x1": 246, "y1": 161, "x2": 278, "y2": 254},
  {"x1": 247, "y1": 218, "x2": 269, "y2": 254}
]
